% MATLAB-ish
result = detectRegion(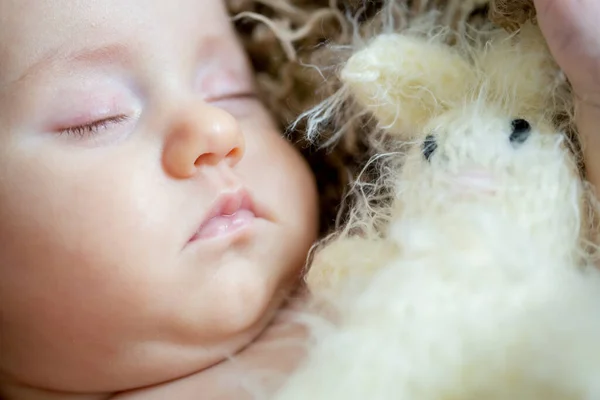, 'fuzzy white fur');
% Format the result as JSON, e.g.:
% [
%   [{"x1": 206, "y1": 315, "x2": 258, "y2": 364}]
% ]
[{"x1": 270, "y1": 19, "x2": 600, "y2": 400}]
